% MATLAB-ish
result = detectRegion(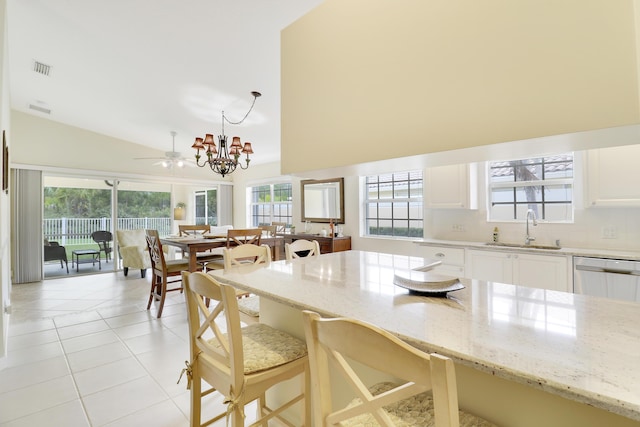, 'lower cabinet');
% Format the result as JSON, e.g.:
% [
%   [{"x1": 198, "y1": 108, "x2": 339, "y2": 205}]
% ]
[
  {"x1": 466, "y1": 249, "x2": 570, "y2": 292},
  {"x1": 417, "y1": 245, "x2": 466, "y2": 278}
]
